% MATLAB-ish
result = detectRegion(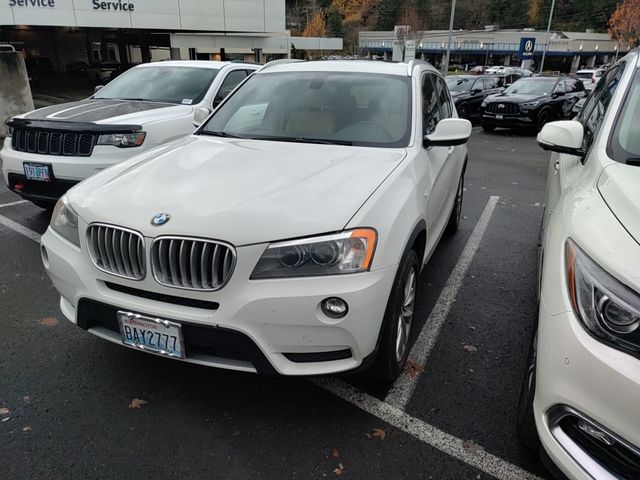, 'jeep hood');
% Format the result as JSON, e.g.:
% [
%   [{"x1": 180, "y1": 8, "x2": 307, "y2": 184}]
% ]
[
  {"x1": 598, "y1": 163, "x2": 640, "y2": 245},
  {"x1": 21, "y1": 98, "x2": 192, "y2": 125},
  {"x1": 69, "y1": 136, "x2": 406, "y2": 246}
]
